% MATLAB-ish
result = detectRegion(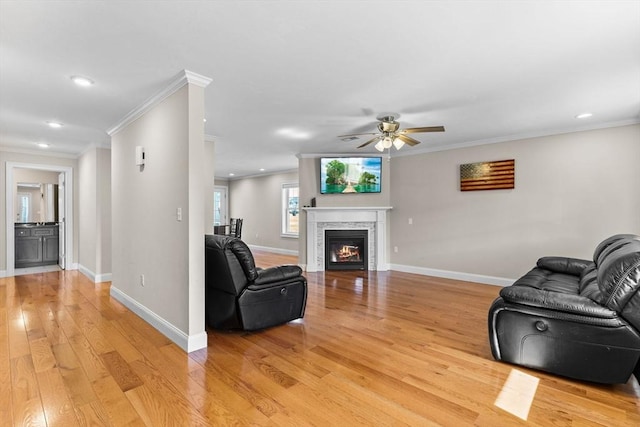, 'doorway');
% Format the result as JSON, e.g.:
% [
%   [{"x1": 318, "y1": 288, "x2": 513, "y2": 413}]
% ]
[{"x1": 5, "y1": 162, "x2": 73, "y2": 277}]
